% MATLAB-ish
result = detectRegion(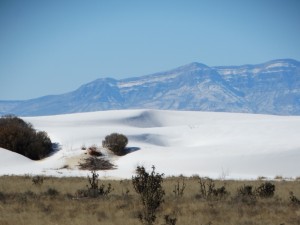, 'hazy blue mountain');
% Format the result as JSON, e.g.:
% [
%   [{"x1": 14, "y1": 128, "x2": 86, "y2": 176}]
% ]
[
  {"x1": 214, "y1": 59, "x2": 300, "y2": 115},
  {"x1": 1, "y1": 59, "x2": 300, "y2": 116}
]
